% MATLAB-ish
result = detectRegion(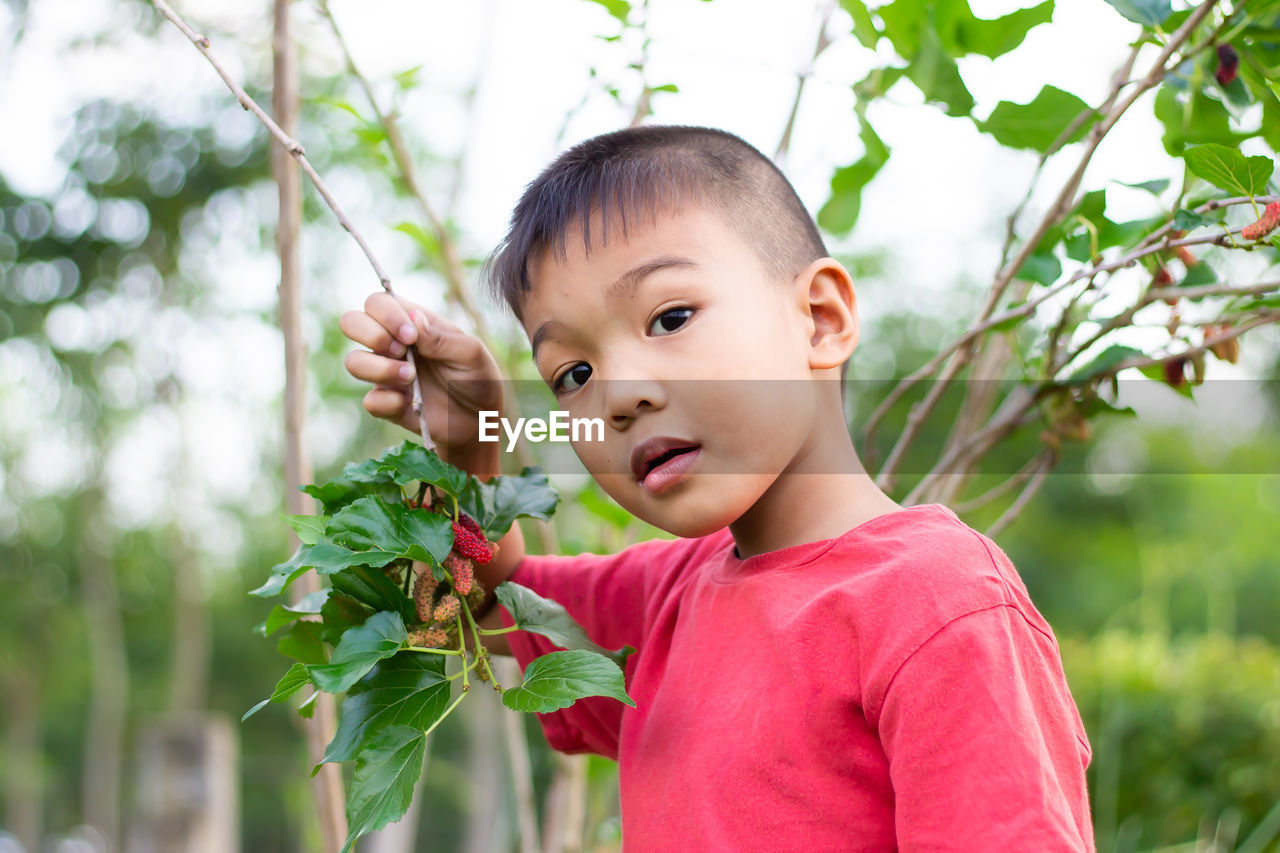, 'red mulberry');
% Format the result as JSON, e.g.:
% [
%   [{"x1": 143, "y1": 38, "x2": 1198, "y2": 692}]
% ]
[
  {"x1": 1241, "y1": 201, "x2": 1280, "y2": 241},
  {"x1": 1215, "y1": 44, "x2": 1239, "y2": 87},
  {"x1": 451, "y1": 513, "x2": 494, "y2": 564},
  {"x1": 444, "y1": 552, "x2": 475, "y2": 596}
]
